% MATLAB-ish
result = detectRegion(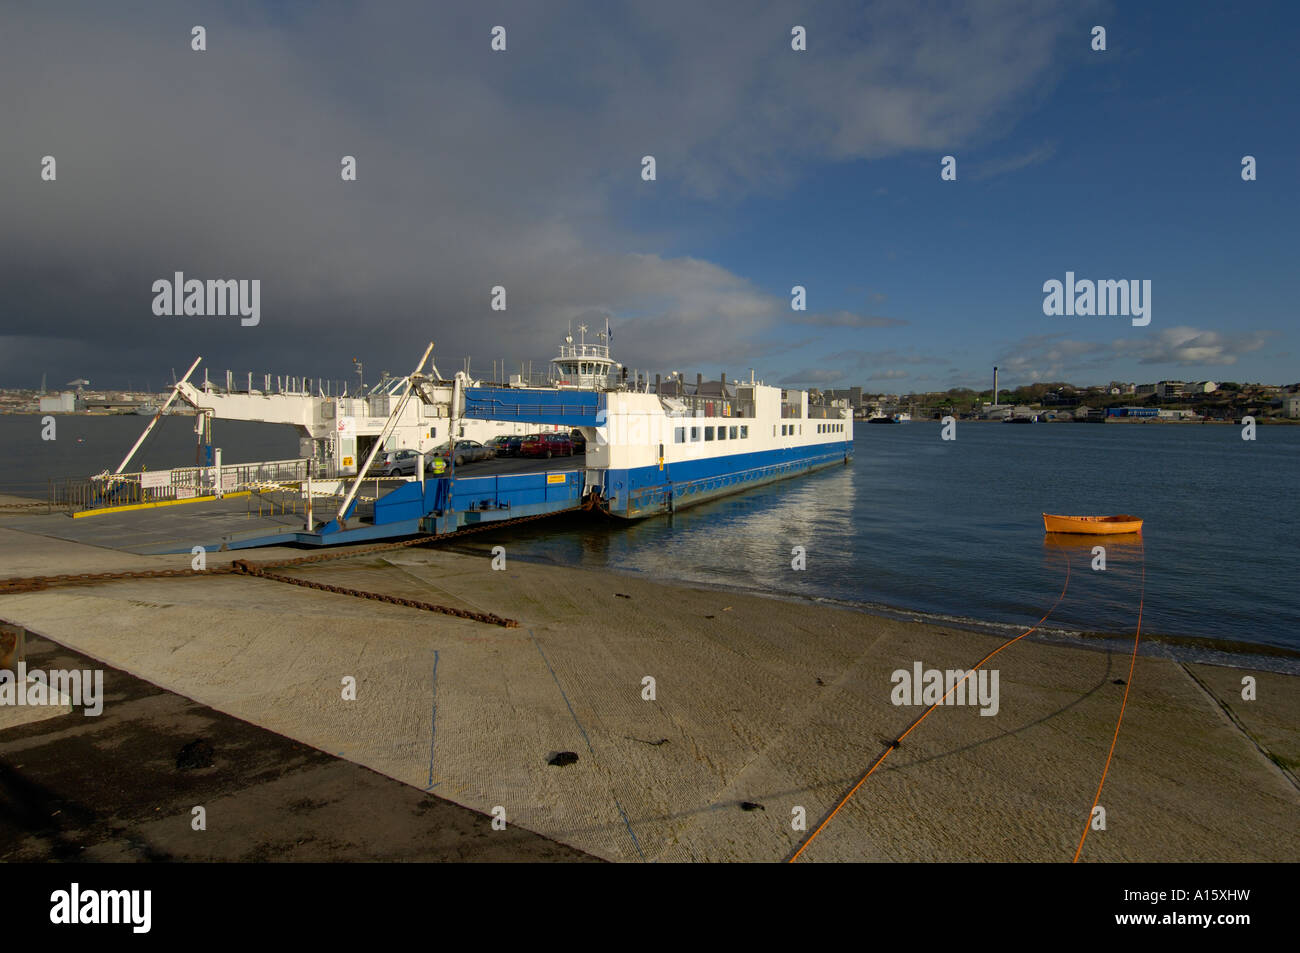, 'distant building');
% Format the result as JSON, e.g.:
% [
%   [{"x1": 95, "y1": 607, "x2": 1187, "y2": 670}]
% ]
[
  {"x1": 1285, "y1": 394, "x2": 1300, "y2": 418},
  {"x1": 38, "y1": 392, "x2": 78, "y2": 413},
  {"x1": 822, "y1": 386, "x2": 863, "y2": 409},
  {"x1": 1135, "y1": 383, "x2": 1157, "y2": 396},
  {"x1": 1158, "y1": 380, "x2": 1186, "y2": 399},
  {"x1": 1183, "y1": 380, "x2": 1218, "y2": 394}
]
